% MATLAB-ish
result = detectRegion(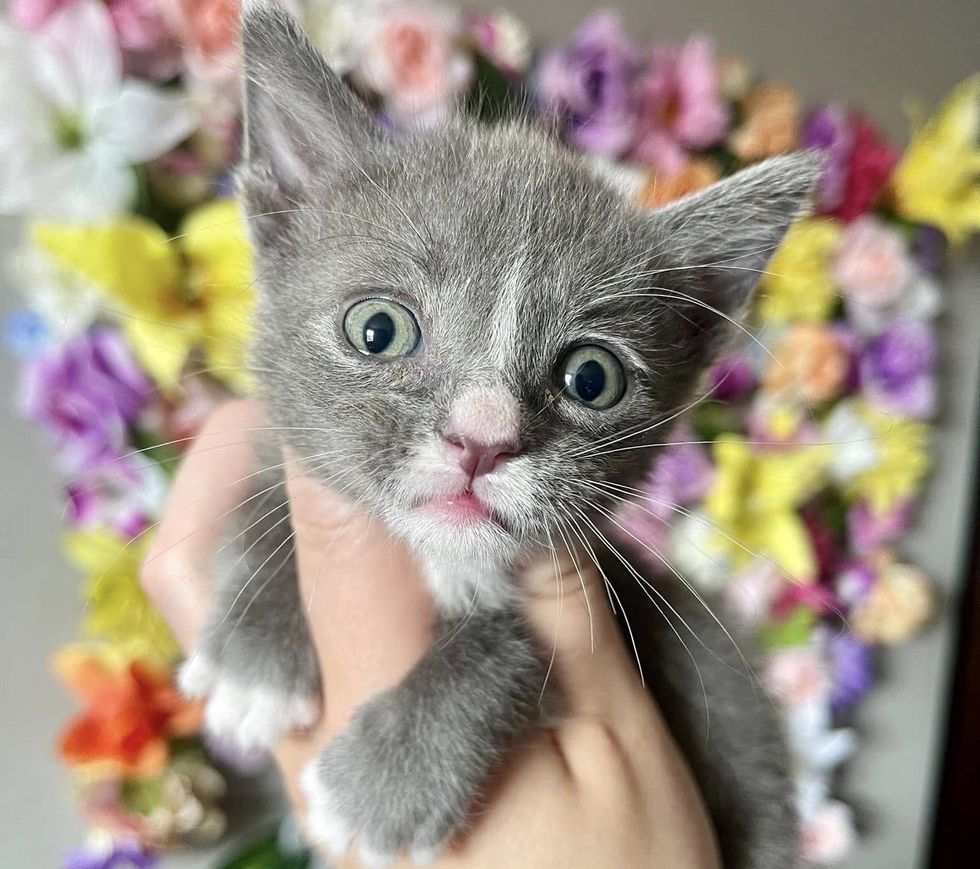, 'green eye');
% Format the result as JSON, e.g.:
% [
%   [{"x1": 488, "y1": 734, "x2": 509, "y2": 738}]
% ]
[
  {"x1": 343, "y1": 298, "x2": 421, "y2": 359},
  {"x1": 556, "y1": 345, "x2": 627, "y2": 410}
]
